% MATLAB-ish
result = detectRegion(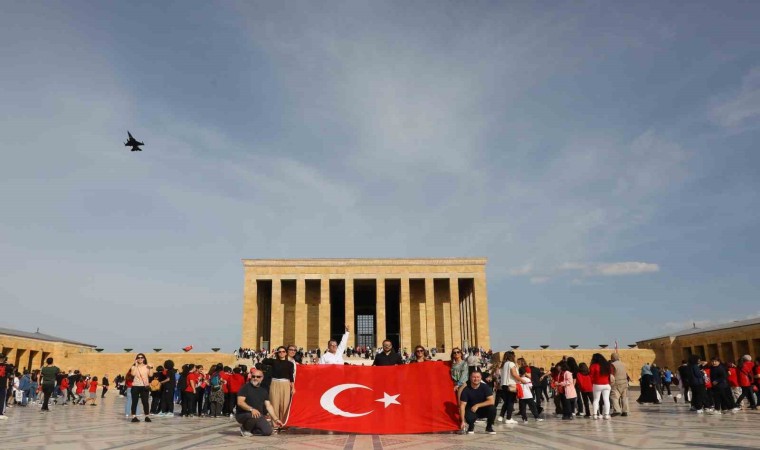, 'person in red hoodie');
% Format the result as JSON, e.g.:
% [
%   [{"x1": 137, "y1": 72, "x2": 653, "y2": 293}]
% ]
[
  {"x1": 227, "y1": 367, "x2": 246, "y2": 417},
  {"x1": 589, "y1": 353, "x2": 612, "y2": 419},
  {"x1": 736, "y1": 355, "x2": 758, "y2": 409},
  {"x1": 727, "y1": 362, "x2": 740, "y2": 402},
  {"x1": 576, "y1": 363, "x2": 594, "y2": 418}
]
